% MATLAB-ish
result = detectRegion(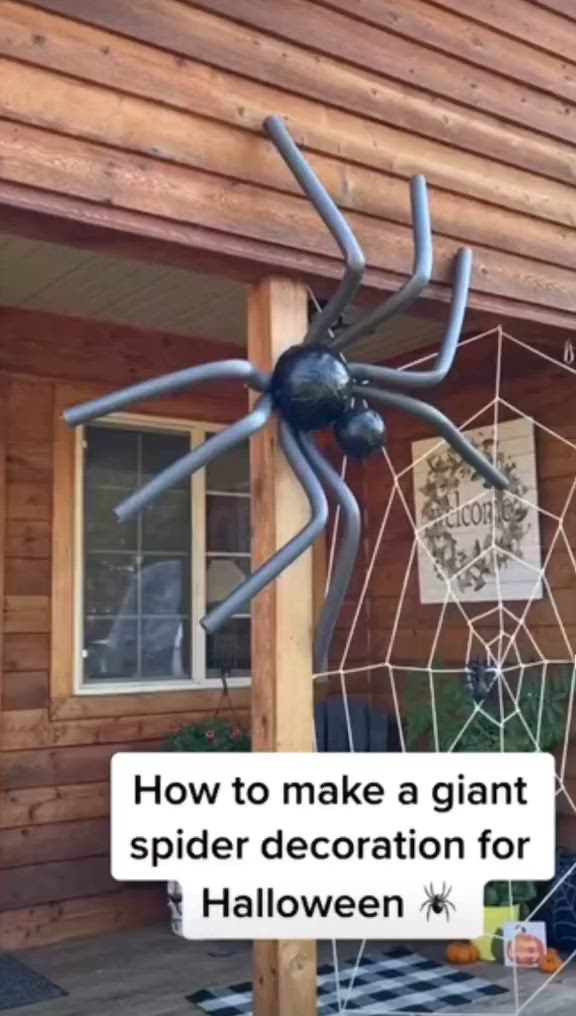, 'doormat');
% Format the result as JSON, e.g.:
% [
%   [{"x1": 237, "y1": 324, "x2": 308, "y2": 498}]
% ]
[
  {"x1": 0, "y1": 954, "x2": 67, "y2": 1011},
  {"x1": 187, "y1": 945, "x2": 508, "y2": 1013}
]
